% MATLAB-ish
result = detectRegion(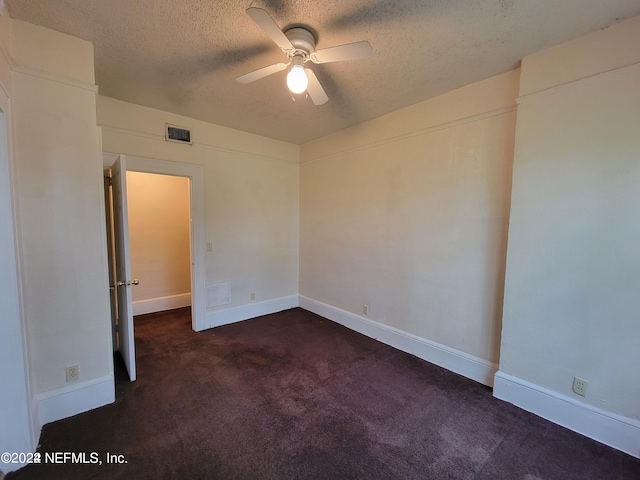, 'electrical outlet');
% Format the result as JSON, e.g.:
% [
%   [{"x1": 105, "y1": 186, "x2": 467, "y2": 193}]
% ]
[
  {"x1": 250, "y1": 292, "x2": 256, "y2": 301},
  {"x1": 362, "y1": 304, "x2": 369, "y2": 316},
  {"x1": 66, "y1": 364, "x2": 80, "y2": 382},
  {"x1": 572, "y1": 376, "x2": 588, "y2": 397}
]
